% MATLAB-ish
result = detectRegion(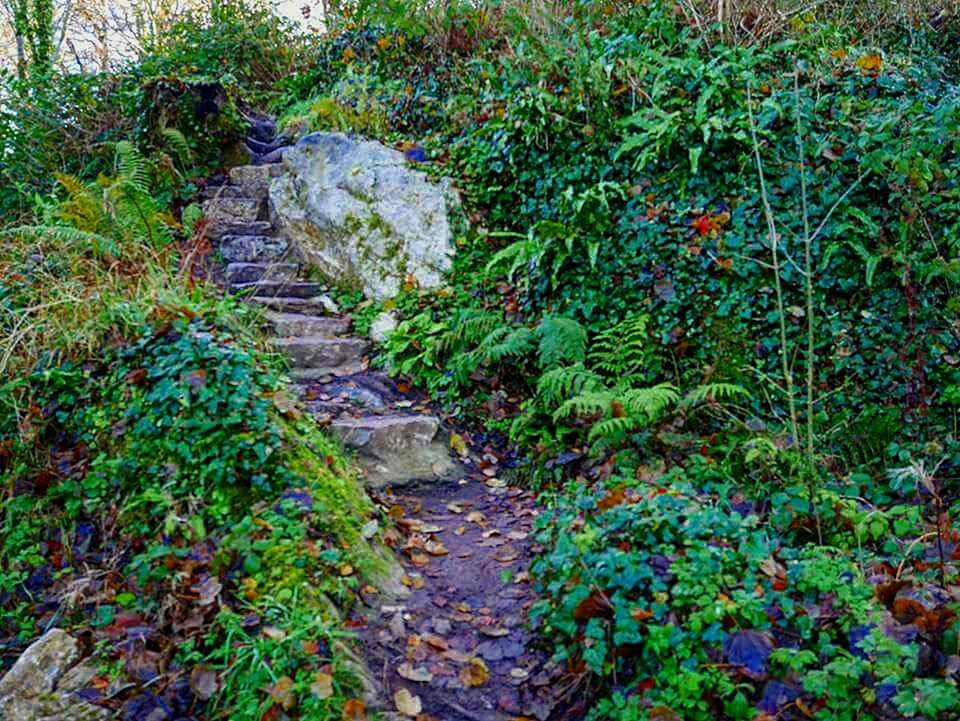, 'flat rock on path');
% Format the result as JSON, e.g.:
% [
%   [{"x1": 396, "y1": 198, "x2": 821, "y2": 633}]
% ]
[{"x1": 358, "y1": 473, "x2": 582, "y2": 721}]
